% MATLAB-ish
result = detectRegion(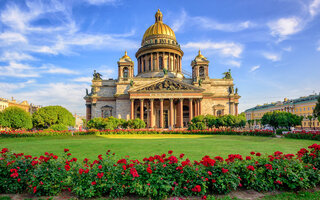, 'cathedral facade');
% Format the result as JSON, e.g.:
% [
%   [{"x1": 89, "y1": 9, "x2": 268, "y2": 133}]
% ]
[{"x1": 84, "y1": 10, "x2": 240, "y2": 129}]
